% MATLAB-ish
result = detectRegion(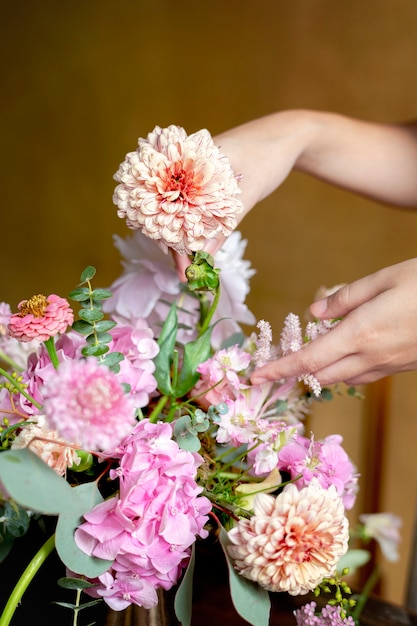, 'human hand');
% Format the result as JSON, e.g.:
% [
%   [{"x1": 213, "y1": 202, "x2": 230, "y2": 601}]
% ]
[{"x1": 251, "y1": 258, "x2": 417, "y2": 387}]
